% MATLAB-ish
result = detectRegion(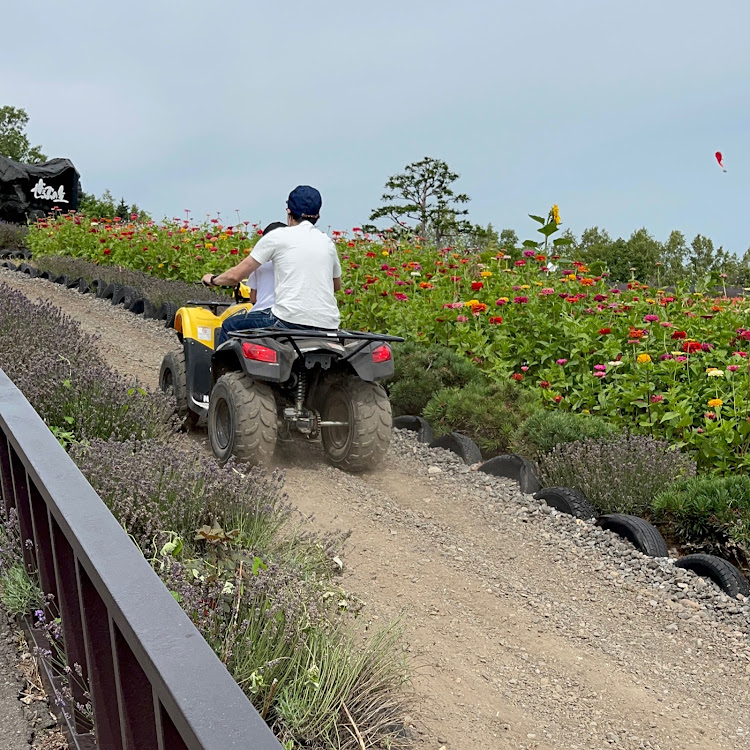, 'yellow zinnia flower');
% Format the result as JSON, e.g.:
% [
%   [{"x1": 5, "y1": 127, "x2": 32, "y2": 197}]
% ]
[
  {"x1": 707, "y1": 398, "x2": 723, "y2": 407},
  {"x1": 637, "y1": 354, "x2": 652, "y2": 364},
  {"x1": 707, "y1": 369, "x2": 725, "y2": 378},
  {"x1": 481, "y1": 271, "x2": 492, "y2": 278}
]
